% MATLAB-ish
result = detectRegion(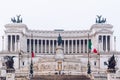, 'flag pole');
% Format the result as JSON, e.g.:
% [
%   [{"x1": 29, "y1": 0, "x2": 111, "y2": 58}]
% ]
[
  {"x1": 29, "y1": 33, "x2": 33, "y2": 79},
  {"x1": 98, "y1": 46, "x2": 100, "y2": 72},
  {"x1": 87, "y1": 33, "x2": 91, "y2": 74},
  {"x1": 98, "y1": 37, "x2": 102, "y2": 71}
]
